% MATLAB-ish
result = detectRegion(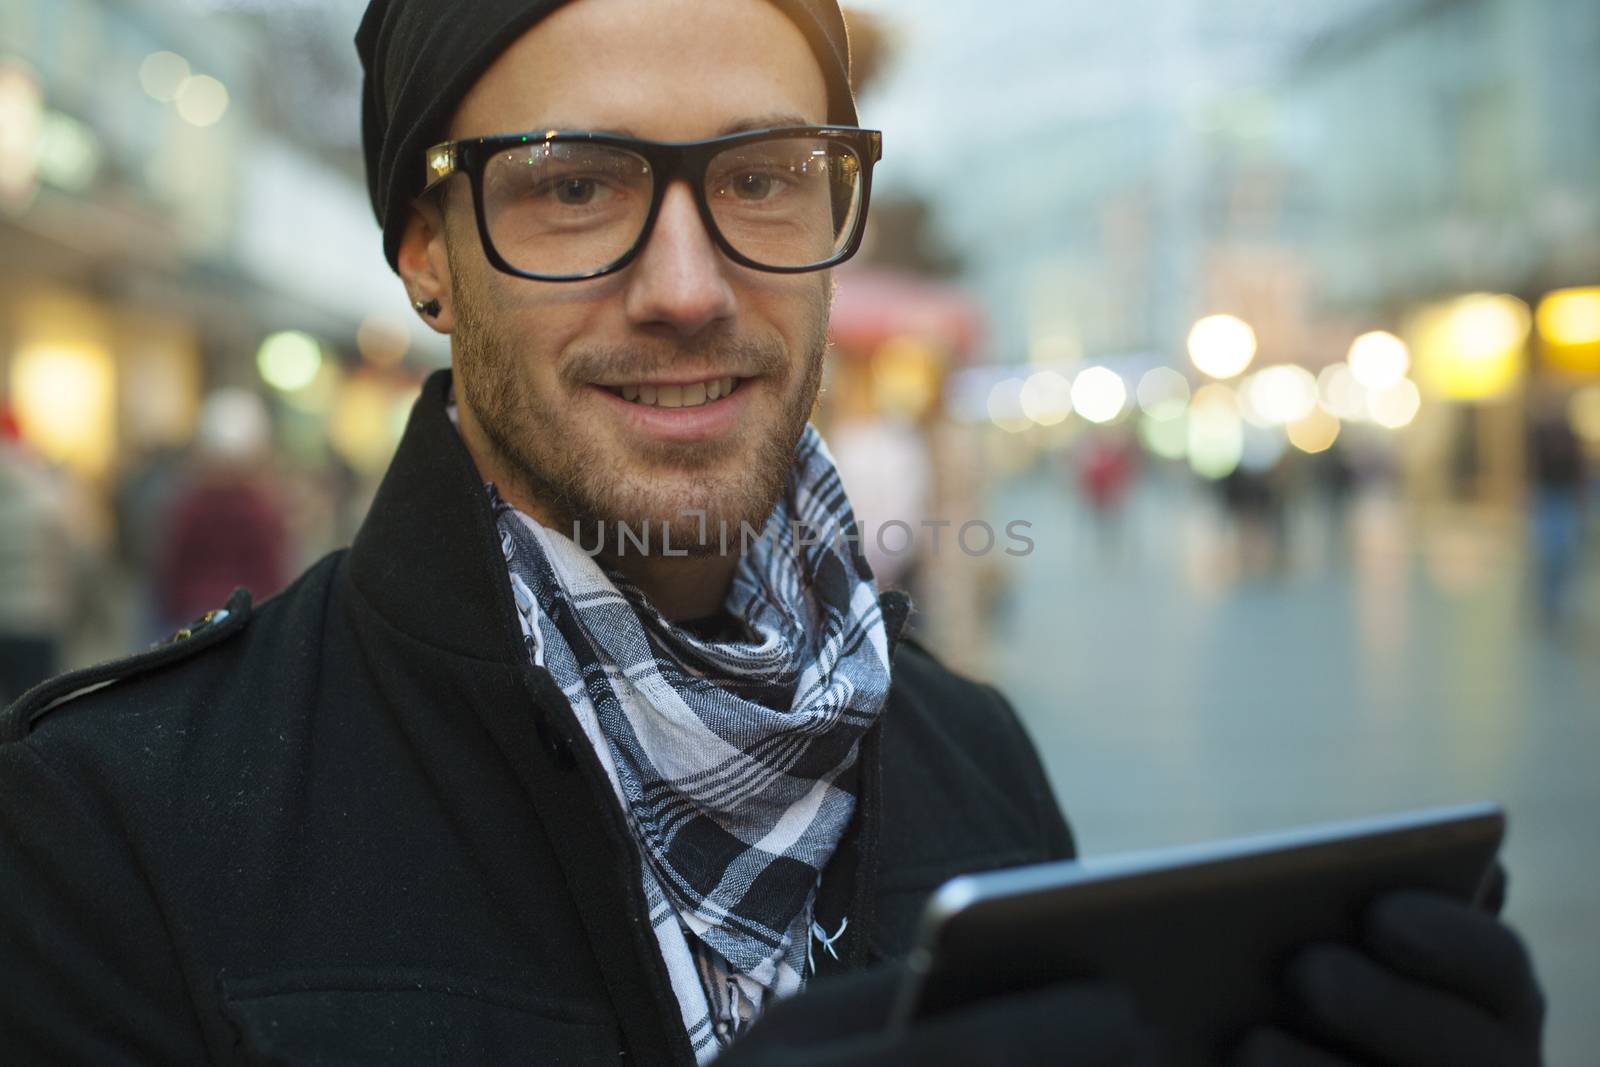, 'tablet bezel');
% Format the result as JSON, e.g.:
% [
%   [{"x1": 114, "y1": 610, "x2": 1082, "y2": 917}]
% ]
[{"x1": 888, "y1": 802, "x2": 1505, "y2": 1039}]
